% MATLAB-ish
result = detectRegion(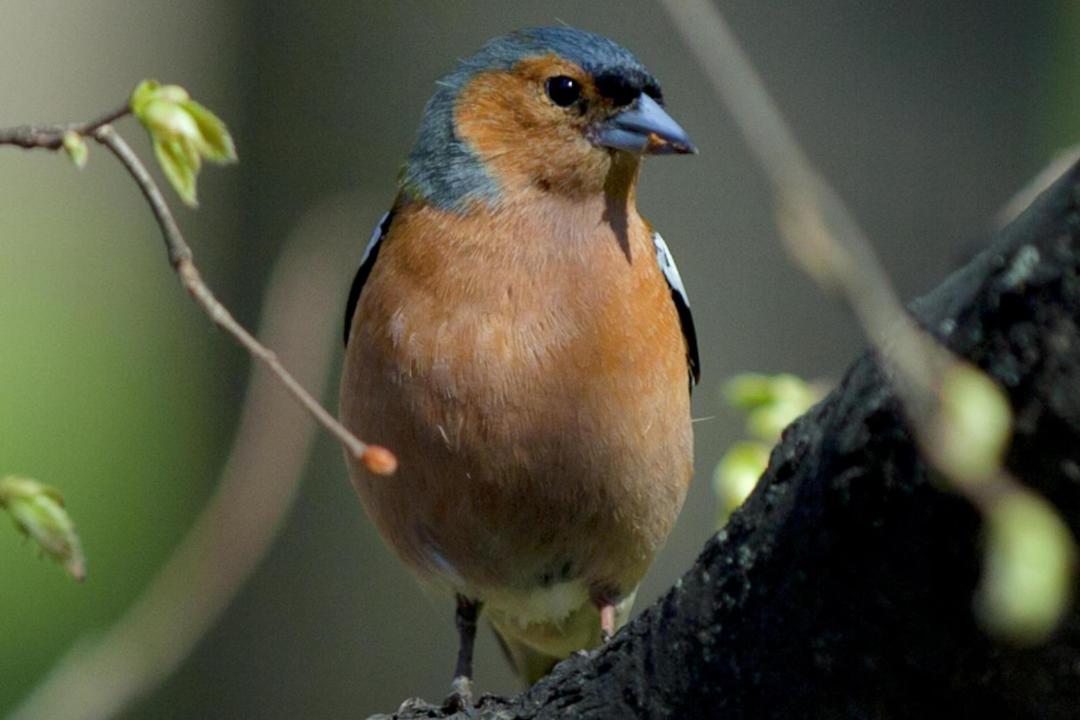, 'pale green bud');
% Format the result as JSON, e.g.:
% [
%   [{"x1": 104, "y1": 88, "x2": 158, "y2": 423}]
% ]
[
  {"x1": 182, "y1": 99, "x2": 237, "y2": 163},
  {"x1": 62, "y1": 130, "x2": 88, "y2": 169},
  {"x1": 0, "y1": 476, "x2": 86, "y2": 581},
  {"x1": 714, "y1": 441, "x2": 770, "y2": 526},
  {"x1": 724, "y1": 372, "x2": 823, "y2": 441},
  {"x1": 935, "y1": 363, "x2": 1012, "y2": 485},
  {"x1": 976, "y1": 490, "x2": 1075, "y2": 645},
  {"x1": 130, "y1": 79, "x2": 237, "y2": 207}
]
